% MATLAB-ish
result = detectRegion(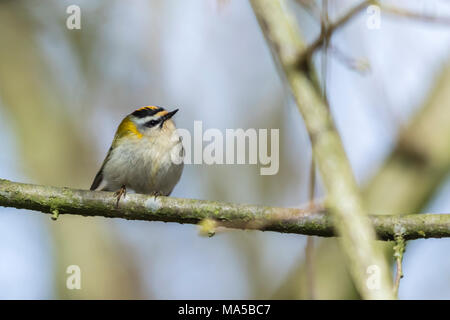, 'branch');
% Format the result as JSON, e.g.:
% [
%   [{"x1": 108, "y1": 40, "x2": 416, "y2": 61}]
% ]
[
  {"x1": 365, "y1": 64, "x2": 450, "y2": 212},
  {"x1": 393, "y1": 233, "x2": 406, "y2": 298},
  {"x1": 298, "y1": 0, "x2": 374, "y2": 65},
  {"x1": 296, "y1": 0, "x2": 450, "y2": 67},
  {"x1": 1, "y1": 179, "x2": 449, "y2": 241},
  {"x1": 281, "y1": 56, "x2": 450, "y2": 301},
  {"x1": 250, "y1": 0, "x2": 394, "y2": 299},
  {"x1": 379, "y1": 3, "x2": 450, "y2": 25}
]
